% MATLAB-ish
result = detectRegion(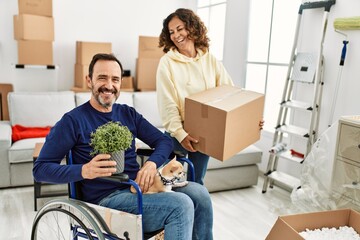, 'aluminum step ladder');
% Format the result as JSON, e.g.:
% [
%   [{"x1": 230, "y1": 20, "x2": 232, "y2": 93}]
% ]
[{"x1": 262, "y1": 0, "x2": 336, "y2": 193}]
